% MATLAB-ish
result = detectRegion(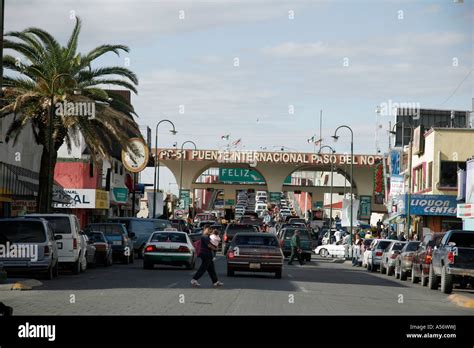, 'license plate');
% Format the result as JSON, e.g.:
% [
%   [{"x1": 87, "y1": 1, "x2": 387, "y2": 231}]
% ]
[
  {"x1": 57, "y1": 242, "x2": 63, "y2": 249},
  {"x1": 249, "y1": 263, "x2": 261, "y2": 269},
  {"x1": 113, "y1": 241, "x2": 122, "y2": 246}
]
